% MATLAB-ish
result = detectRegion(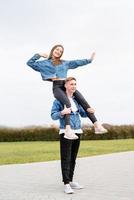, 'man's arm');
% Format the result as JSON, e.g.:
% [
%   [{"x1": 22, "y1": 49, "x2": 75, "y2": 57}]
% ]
[
  {"x1": 51, "y1": 102, "x2": 71, "y2": 120},
  {"x1": 78, "y1": 105, "x2": 88, "y2": 118}
]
